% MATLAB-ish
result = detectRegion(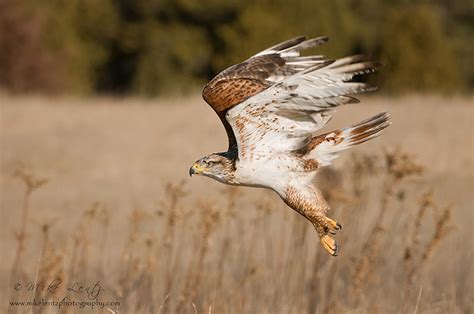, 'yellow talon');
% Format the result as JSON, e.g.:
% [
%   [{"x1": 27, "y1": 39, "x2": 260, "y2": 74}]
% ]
[
  {"x1": 325, "y1": 217, "x2": 342, "y2": 231},
  {"x1": 320, "y1": 235, "x2": 339, "y2": 256}
]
